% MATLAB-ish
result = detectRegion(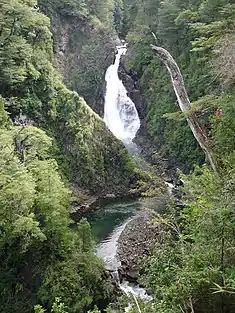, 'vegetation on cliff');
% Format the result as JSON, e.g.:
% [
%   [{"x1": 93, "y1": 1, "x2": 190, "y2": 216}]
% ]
[
  {"x1": 1, "y1": 0, "x2": 235, "y2": 312},
  {"x1": 38, "y1": 0, "x2": 121, "y2": 115},
  {"x1": 122, "y1": 0, "x2": 235, "y2": 171},
  {"x1": 0, "y1": 0, "x2": 140, "y2": 194},
  {"x1": 0, "y1": 0, "x2": 141, "y2": 311},
  {"x1": 113, "y1": 0, "x2": 235, "y2": 312},
  {"x1": 0, "y1": 104, "x2": 117, "y2": 312}
]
